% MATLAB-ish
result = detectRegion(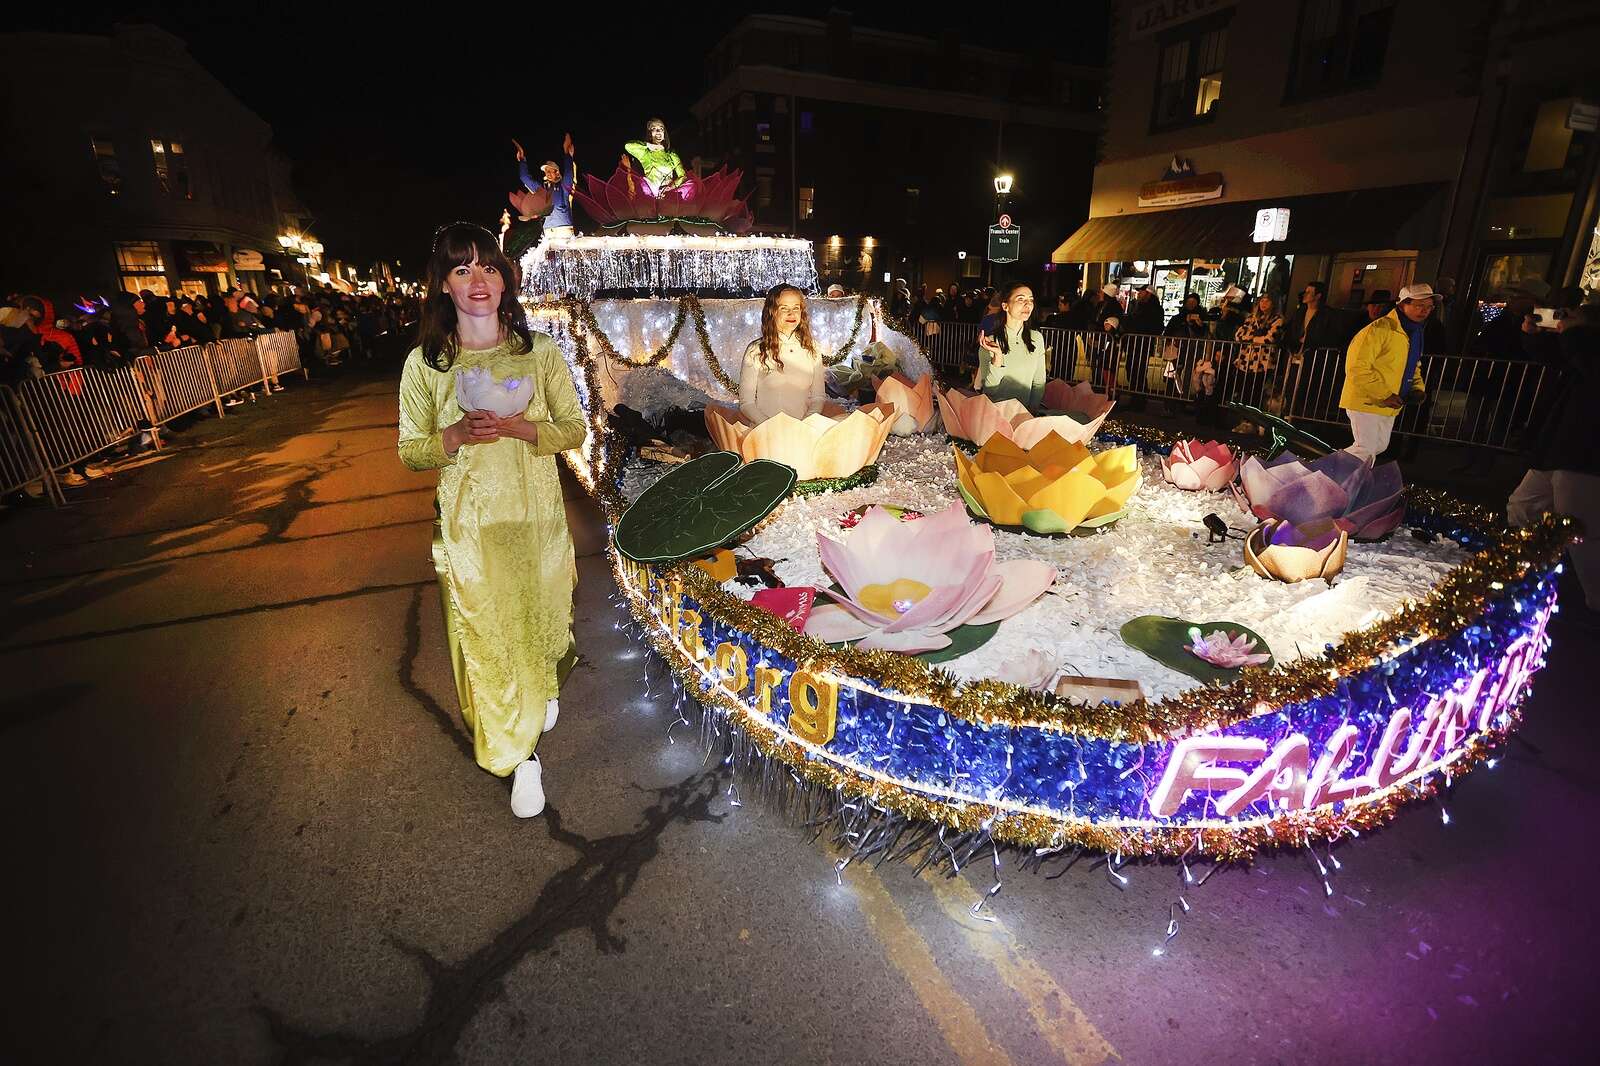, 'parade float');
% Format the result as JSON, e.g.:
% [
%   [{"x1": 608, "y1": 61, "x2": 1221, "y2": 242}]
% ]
[{"x1": 515, "y1": 130, "x2": 1575, "y2": 879}]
